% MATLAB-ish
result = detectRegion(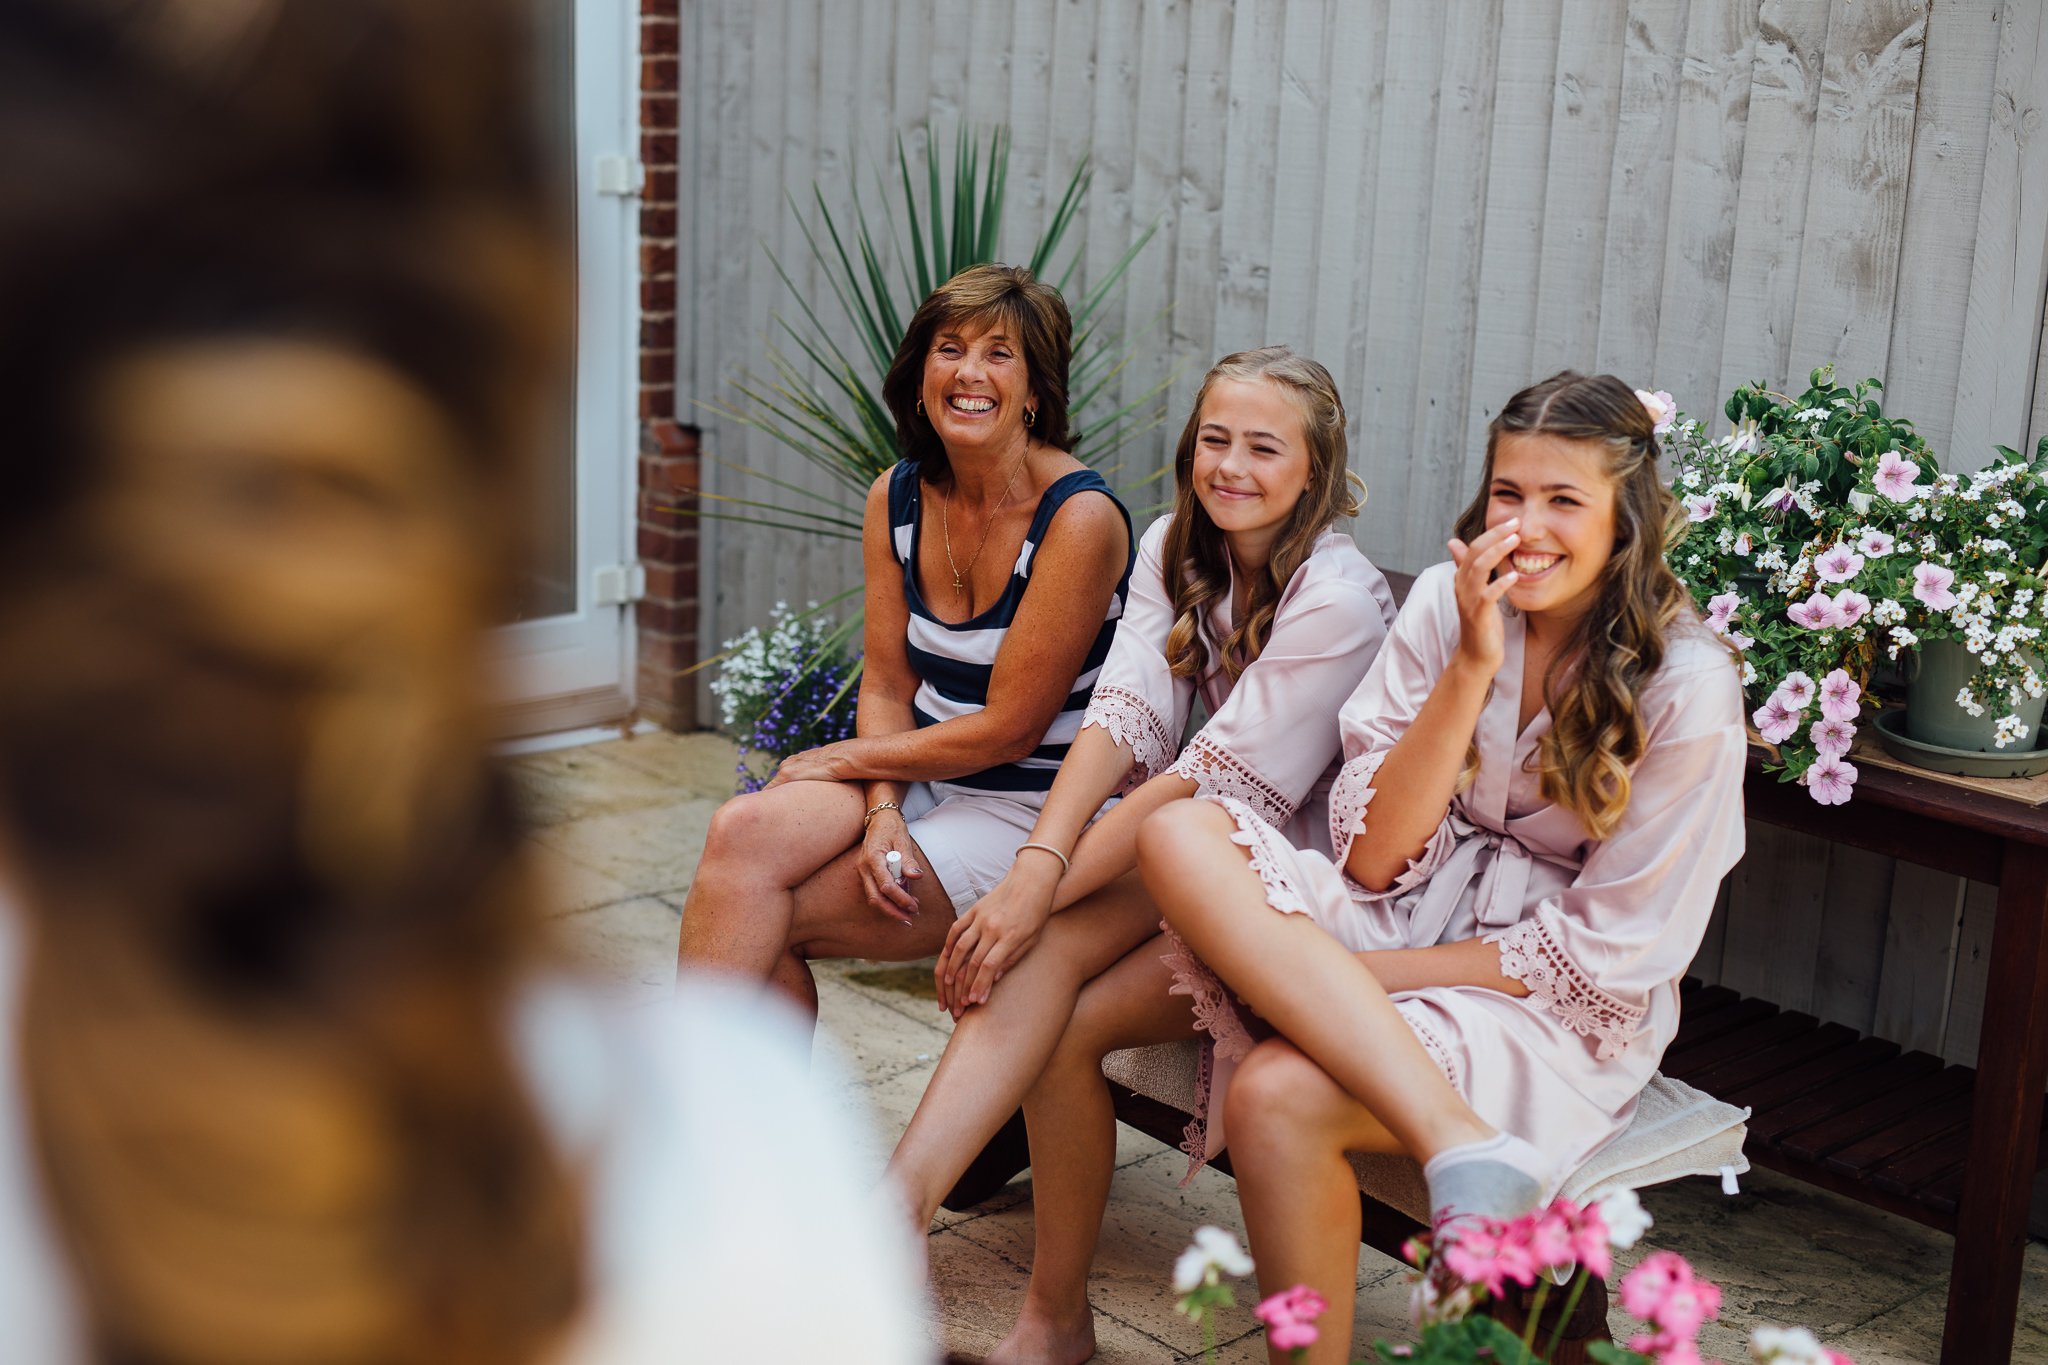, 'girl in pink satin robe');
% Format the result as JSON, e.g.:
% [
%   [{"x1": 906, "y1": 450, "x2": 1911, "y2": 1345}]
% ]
[
  {"x1": 1138, "y1": 372, "x2": 1747, "y2": 1365},
  {"x1": 884, "y1": 350, "x2": 1398, "y2": 1290}
]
